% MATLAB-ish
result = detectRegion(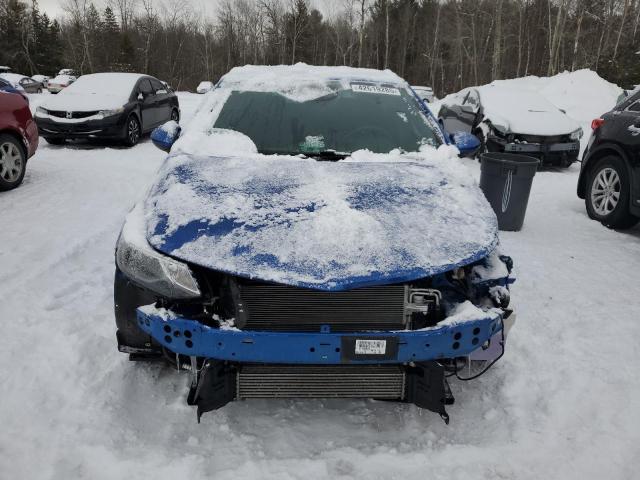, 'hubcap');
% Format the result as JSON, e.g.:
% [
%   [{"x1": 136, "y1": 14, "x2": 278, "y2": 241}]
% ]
[
  {"x1": 590, "y1": 167, "x2": 621, "y2": 216},
  {"x1": 0, "y1": 142, "x2": 23, "y2": 183},
  {"x1": 128, "y1": 119, "x2": 139, "y2": 143}
]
